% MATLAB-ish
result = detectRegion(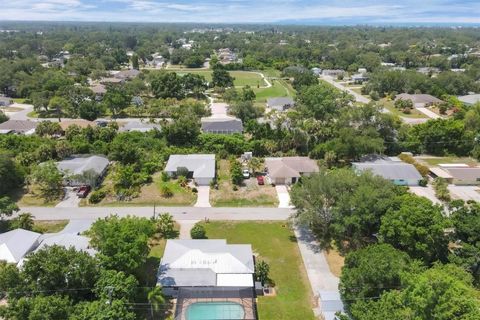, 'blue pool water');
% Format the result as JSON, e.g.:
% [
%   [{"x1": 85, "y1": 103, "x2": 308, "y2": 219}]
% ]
[{"x1": 186, "y1": 302, "x2": 245, "y2": 320}]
